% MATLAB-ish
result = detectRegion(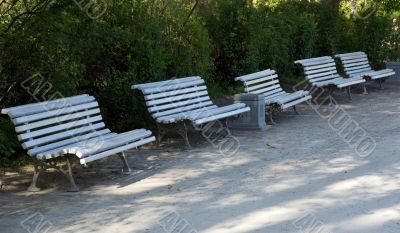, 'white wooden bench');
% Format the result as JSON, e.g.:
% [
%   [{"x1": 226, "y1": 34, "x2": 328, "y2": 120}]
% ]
[
  {"x1": 132, "y1": 76, "x2": 250, "y2": 148},
  {"x1": 2, "y1": 94, "x2": 155, "y2": 192},
  {"x1": 295, "y1": 56, "x2": 366, "y2": 100},
  {"x1": 335, "y1": 51, "x2": 396, "y2": 89},
  {"x1": 235, "y1": 69, "x2": 312, "y2": 123}
]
